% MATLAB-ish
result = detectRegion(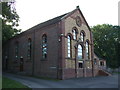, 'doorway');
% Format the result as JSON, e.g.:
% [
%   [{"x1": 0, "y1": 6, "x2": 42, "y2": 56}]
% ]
[
  {"x1": 5, "y1": 58, "x2": 8, "y2": 70},
  {"x1": 20, "y1": 57, "x2": 24, "y2": 72}
]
